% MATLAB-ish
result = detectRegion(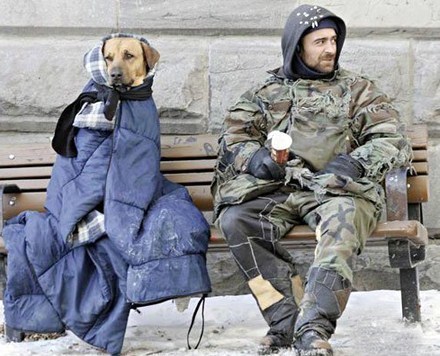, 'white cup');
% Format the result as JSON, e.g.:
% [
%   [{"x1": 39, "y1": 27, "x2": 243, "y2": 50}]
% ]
[{"x1": 268, "y1": 131, "x2": 292, "y2": 164}]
